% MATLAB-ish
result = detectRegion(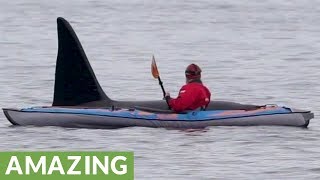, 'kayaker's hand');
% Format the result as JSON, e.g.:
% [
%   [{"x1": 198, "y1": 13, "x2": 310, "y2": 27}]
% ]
[{"x1": 163, "y1": 92, "x2": 171, "y2": 100}]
